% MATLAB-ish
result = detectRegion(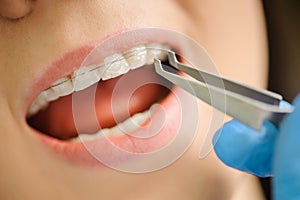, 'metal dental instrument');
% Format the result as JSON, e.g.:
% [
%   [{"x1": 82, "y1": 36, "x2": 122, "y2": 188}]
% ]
[{"x1": 154, "y1": 51, "x2": 293, "y2": 130}]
